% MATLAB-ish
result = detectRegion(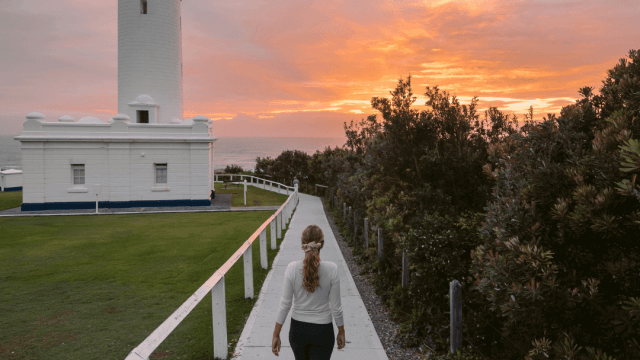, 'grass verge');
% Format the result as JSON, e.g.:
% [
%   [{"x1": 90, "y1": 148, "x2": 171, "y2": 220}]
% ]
[
  {"x1": 215, "y1": 184, "x2": 288, "y2": 207},
  {"x1": 0, "y1": 210, "x2": 290, "y2": 360},
  {"x1": 0, "y1": 191, "x2": 21, "y2": 211}
]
